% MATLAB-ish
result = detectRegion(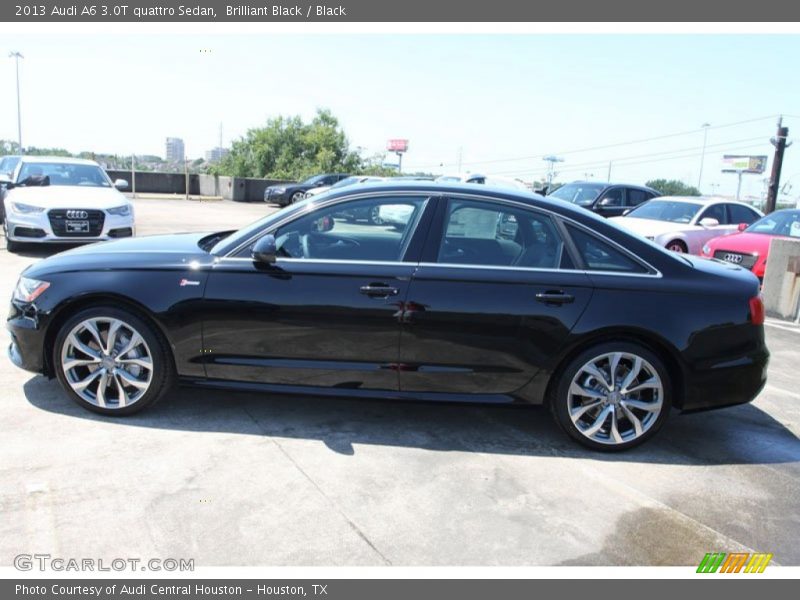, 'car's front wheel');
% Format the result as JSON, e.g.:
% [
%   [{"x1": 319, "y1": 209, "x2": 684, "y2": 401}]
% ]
[
  {"x1": 551, "y1": 342, "x2": 671, "y2": 451},
  {"x1": 53, "y1": 306, "x2": 174, "y2": 415},
  {"x1": 290, "y1": 191, "x2": 305, "y2": 204}
]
